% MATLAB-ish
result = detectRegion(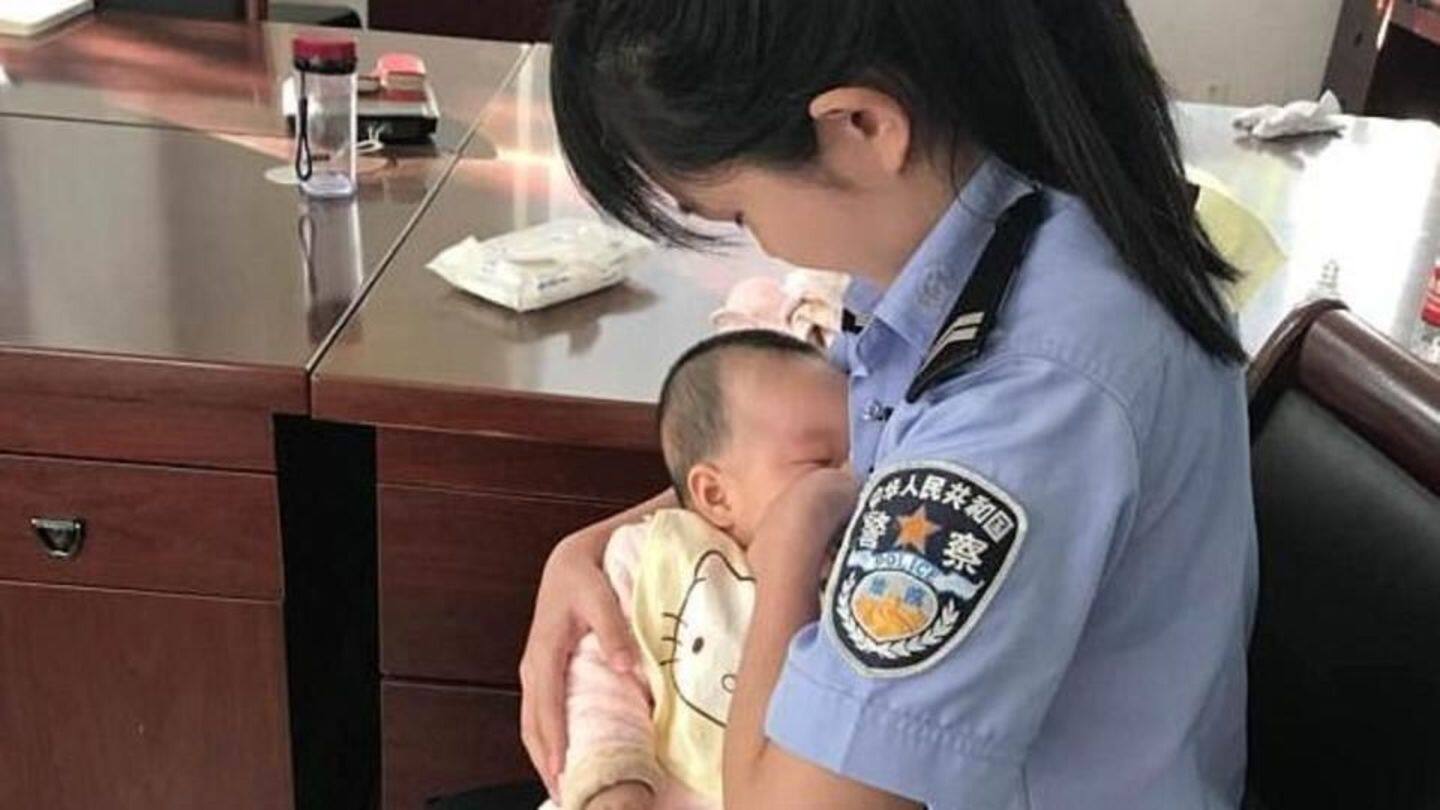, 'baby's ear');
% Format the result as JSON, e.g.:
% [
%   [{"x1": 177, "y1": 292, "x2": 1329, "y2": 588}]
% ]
[{"x1": 687, "y1": 463, "x2": 736, "y2": 531}]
